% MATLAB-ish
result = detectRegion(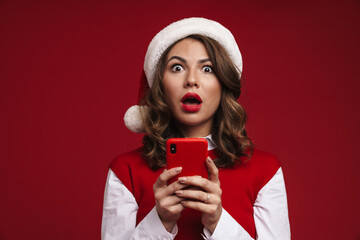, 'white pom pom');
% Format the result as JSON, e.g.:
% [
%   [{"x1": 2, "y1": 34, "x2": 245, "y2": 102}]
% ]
[{"x1": 124, "y1": 105, "x2": 147, "y2": 133}]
